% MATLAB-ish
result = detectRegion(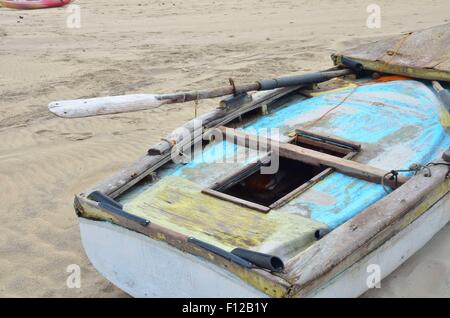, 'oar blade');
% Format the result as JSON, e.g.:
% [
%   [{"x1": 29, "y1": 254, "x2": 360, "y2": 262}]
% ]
[{"x1": 48, "y1": 94, "x2": 165, "y2": 118}]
